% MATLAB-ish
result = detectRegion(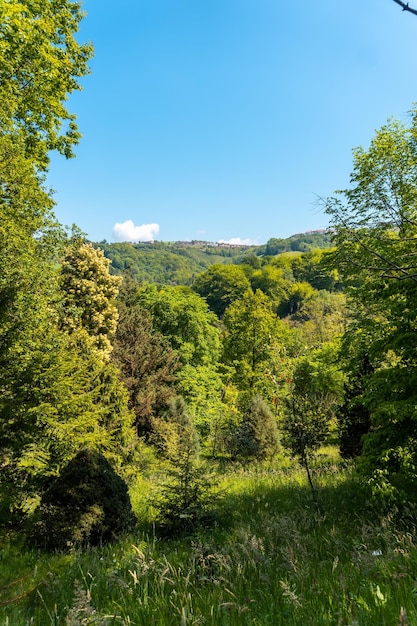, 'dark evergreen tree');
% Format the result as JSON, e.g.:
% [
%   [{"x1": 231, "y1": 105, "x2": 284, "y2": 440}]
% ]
[
  {"x1": 35, "y1": 449, "x2": 136, "y2": 550},
  {"x1": 226, "y1": 395, "x2": 280, "y2": 461},
  {"x1": 113, "y1": 291, "x2": 180, "y2": 438}
]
